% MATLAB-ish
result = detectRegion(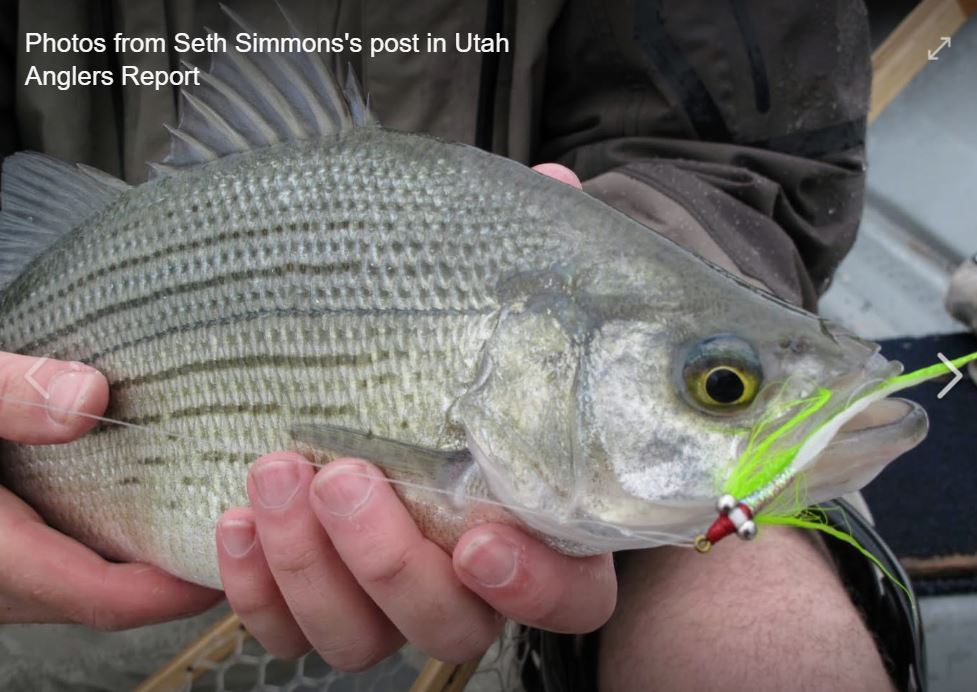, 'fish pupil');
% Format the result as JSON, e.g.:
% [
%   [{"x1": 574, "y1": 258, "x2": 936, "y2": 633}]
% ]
[{"x1": 706, "y1": 368, "x2": 745, "y2": 404}]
